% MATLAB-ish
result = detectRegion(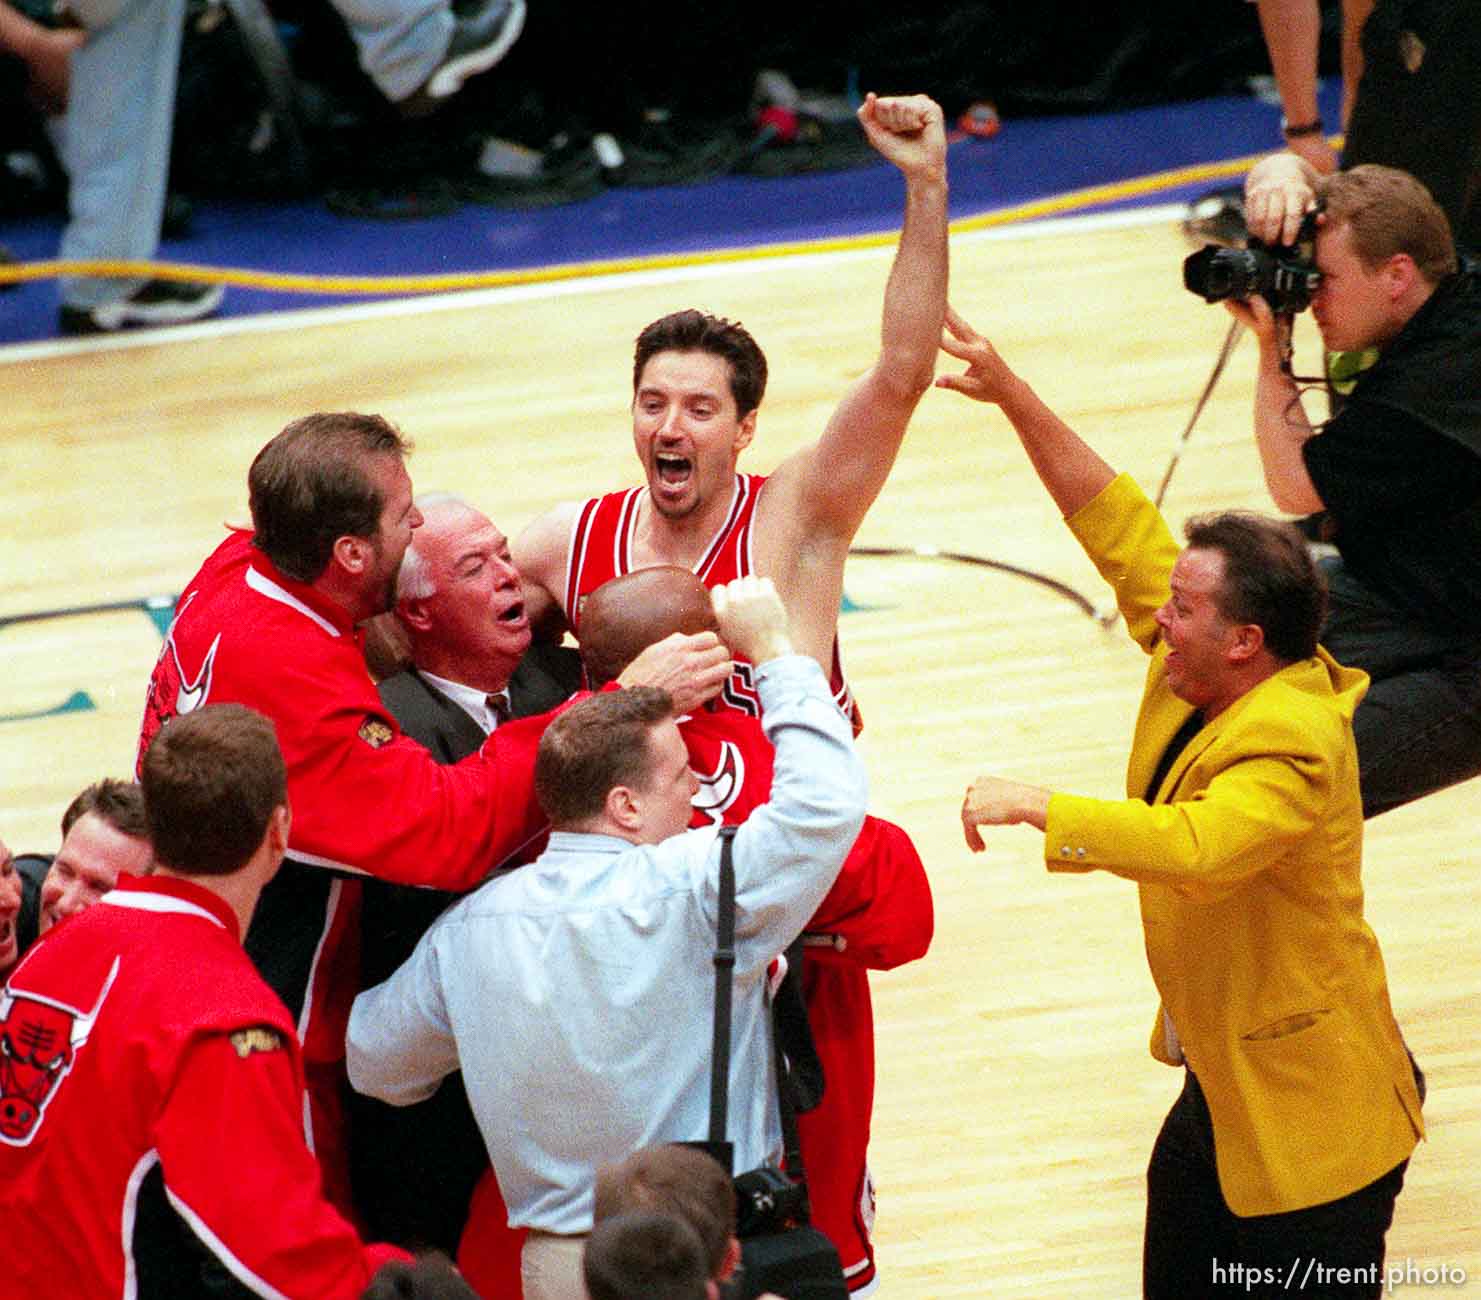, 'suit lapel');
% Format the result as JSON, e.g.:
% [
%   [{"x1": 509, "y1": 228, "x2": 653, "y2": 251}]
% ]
[
  {"x1": 1144, "y1": 667, "x2": 1295, "y2": 805},
  {"x1": 1150, "y1": 715, "x2": 1221, "y2": 805},
  {"x1": 411, "y1": 672, "x2": 488, "y2": 761},
  {"x1": 1132, "y1": 647, "x2": 1223, "y2": 805},
  {"x1": 507, "y1": 642, "x2": 583, "y2": 719}
]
